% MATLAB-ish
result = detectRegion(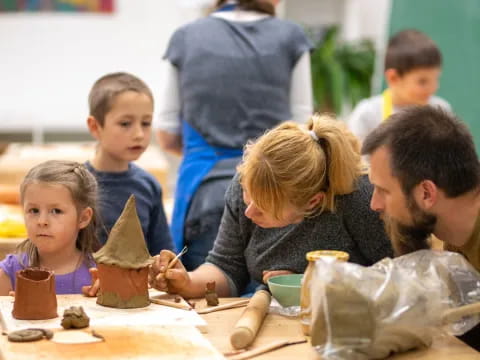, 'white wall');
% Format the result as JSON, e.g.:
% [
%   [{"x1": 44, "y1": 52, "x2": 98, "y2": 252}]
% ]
[
  {"x1": 0, "y1": 1, "x2": 201, "y2": 139},
  {"x1": 0, "y1": 0, "x2": 390, "y2": 139}
]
